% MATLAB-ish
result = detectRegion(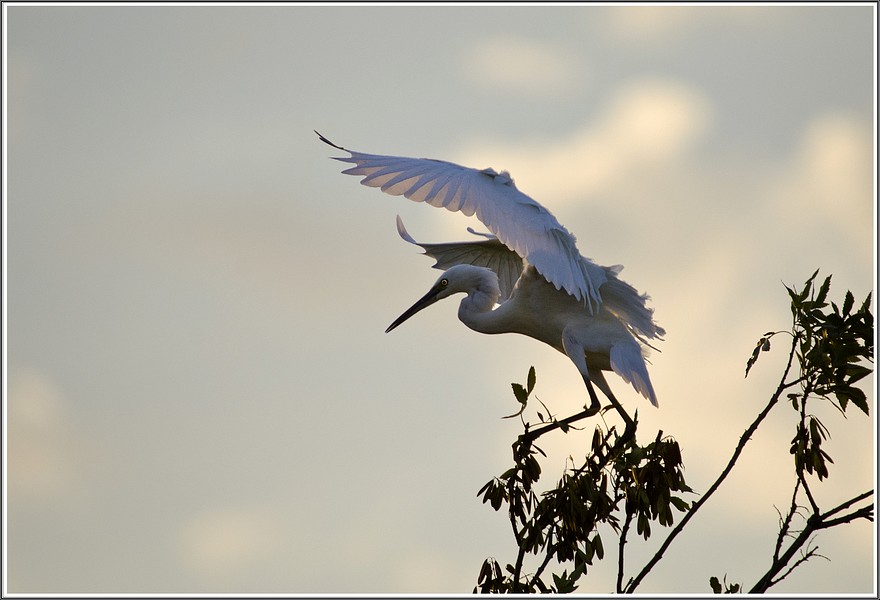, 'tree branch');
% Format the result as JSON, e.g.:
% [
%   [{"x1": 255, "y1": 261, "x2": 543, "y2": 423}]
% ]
[
  {"x1": 625, "y1": 332, "x2": 800, "y2": 593},
  {"x1": 796, "y1": 393, "x2": 821, "y2": 514},
  {"x1": 774, "y1": 478, "x2": 802, "y2": 564},
  {"x1": 749, "y1": 490, "x2": 874, "y2": 593},
  {"x1": 766, "y1": 541, "x2": 824, "y2": 589},
  {"x1": 617, "y1": 509, "x2": 634, "y2": 593},
  {"x1": 530, "y1": 540, "x2": 557, "y2": 589},
  {"x1": 819, "y1": 489, "x2": 873, "y2": 523},
  {"x1": 520, "y1": 404, "x2": 600, "y2": 443}
]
